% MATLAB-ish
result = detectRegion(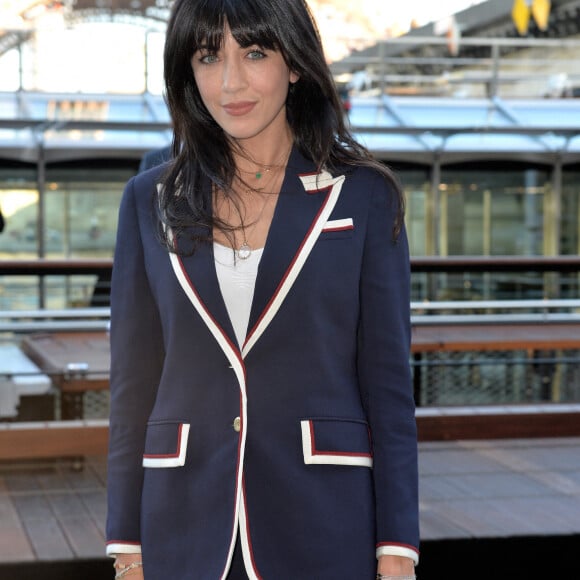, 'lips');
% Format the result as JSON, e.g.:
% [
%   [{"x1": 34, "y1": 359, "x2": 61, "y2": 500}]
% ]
[{"x1": 223, "y1": 101, "x2": 256, "y2": 116}]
